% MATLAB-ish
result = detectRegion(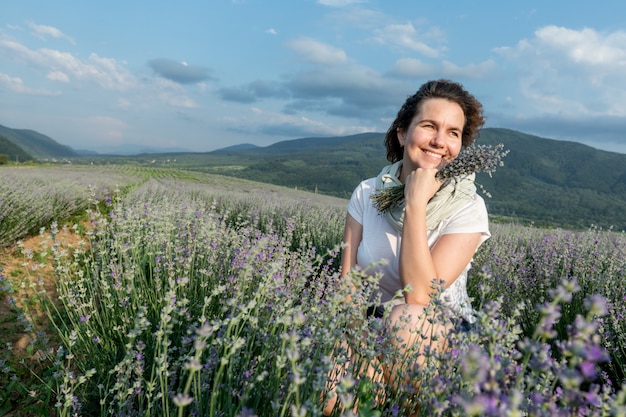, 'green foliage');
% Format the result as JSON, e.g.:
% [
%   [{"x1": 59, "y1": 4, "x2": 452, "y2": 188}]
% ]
[
  {"x1": 476, "y1": 128, "x2": 626, "y2": 230},
  {"x1": 0, "y1": 124, "x2": 75, "y2": 159},
  {"x1": 0, "y1": 134, "x2": 33, "y2": 163}
]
